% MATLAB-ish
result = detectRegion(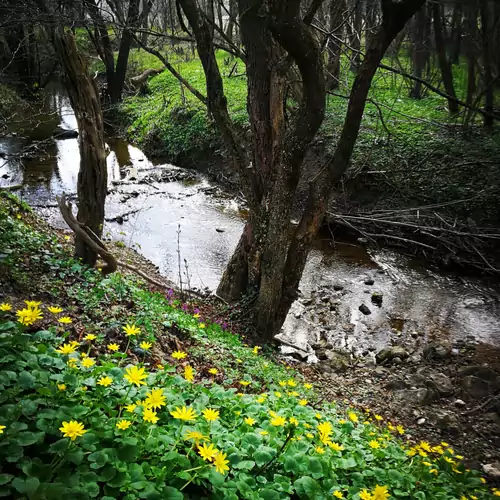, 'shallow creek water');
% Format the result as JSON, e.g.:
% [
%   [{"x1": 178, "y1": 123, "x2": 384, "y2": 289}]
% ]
[{"x1": 1, "y1": 85, "x2": 499, "y2": 356}]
